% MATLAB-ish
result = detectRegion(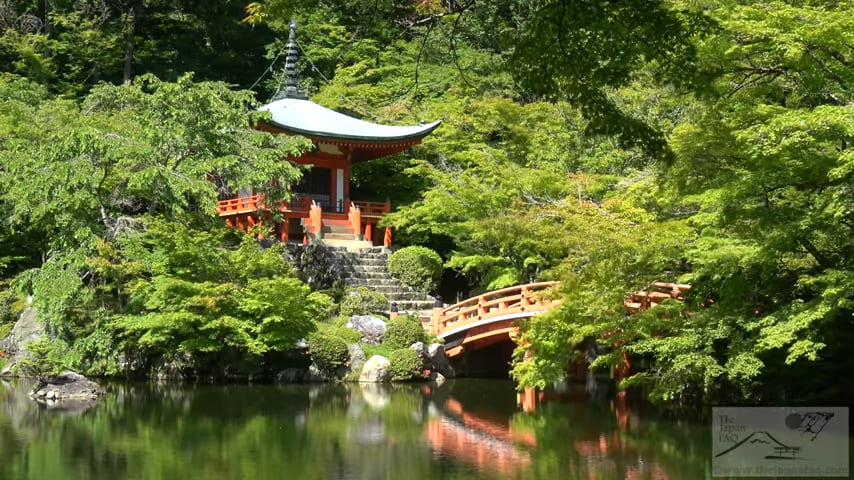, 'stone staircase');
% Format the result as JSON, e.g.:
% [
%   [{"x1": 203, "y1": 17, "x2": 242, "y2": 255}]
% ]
[{"x1": 332, "y1": 246, "x2": 437, "y2": 314}]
